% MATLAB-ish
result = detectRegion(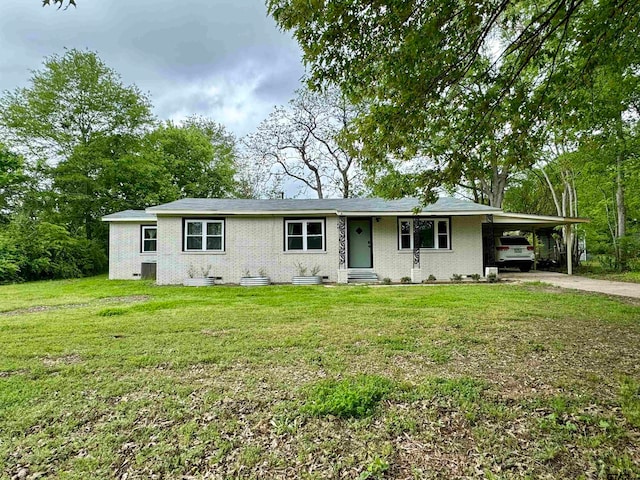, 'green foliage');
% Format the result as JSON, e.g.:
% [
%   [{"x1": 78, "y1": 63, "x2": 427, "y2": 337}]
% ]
[
  {"x1": 381, "y1": 277, "x2": 391, "y2": 285},
  {"x1": 0, "y1": 145, "x2": 29, "y2": 221},
  {"x1": 302, "y1": 375, "x2": 395, "y2": 418},
  {"x1": 422, "y1": 274, "x2": 437, "y2": 284},
  {"x1": 293, "y1": 261, "x2": 307, "y2": 277},
  {"x1": 0, "y1": 49, "x2": 156, "y2": 257},
  {"x1": 450, "y1": 274, "x2": 463, "y2": 283},
  {"x1": 0, "y1": 234, "x2": 22, "y2": 283},
  {"x1": 400, "y1": 276, "x2": 411, "y2": 284},
  {"x1": 0, "y1": 50, "x2": 242, "y2": 283},
  {"x1": 144, "y1": 119, "x2": 238, "y2": 199},
  {"x1": 414, "y1": 377, "x2": 486, "y2": 404},
  {"x1": 0, "y1": 217, "x2": 106, "y2": 283},
  {"x1": 97, "y1": 307, "x2": 126, "y2": 317},
  {"x1": 0, "y1": 49, "x2": 153, "y2": 158},
  {"x1": 48, "y1": 120, "x2": 239, "y2": 244},
  {"x1": 50, "y1": 133, "x2": 168, "y2": 241},
  {"x1": 619, "y1": 377, "x2": 640, "y2": 428},
  {"x1": 268, "y1": 1, "x2": 637, "y2": 203},
  {"x1": 470, "y1": 273, "x2": 481, "y2": 282},
  {"x1": 358, "y1": 456, "x2": 390, "y2": 480}
]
